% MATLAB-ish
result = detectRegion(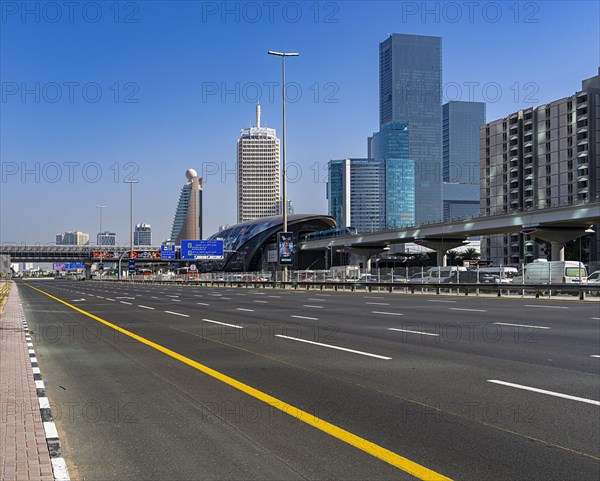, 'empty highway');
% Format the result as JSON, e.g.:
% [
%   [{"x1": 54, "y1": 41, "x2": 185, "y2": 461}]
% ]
[{"x1": 14, "y1": 279, "x2": 600, "y2": 481}]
